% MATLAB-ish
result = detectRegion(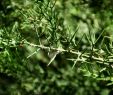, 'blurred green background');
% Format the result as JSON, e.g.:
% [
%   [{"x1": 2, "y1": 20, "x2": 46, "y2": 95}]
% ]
[{"x1": 0, "y1": 0, "x2": 113, "y2": 95}]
